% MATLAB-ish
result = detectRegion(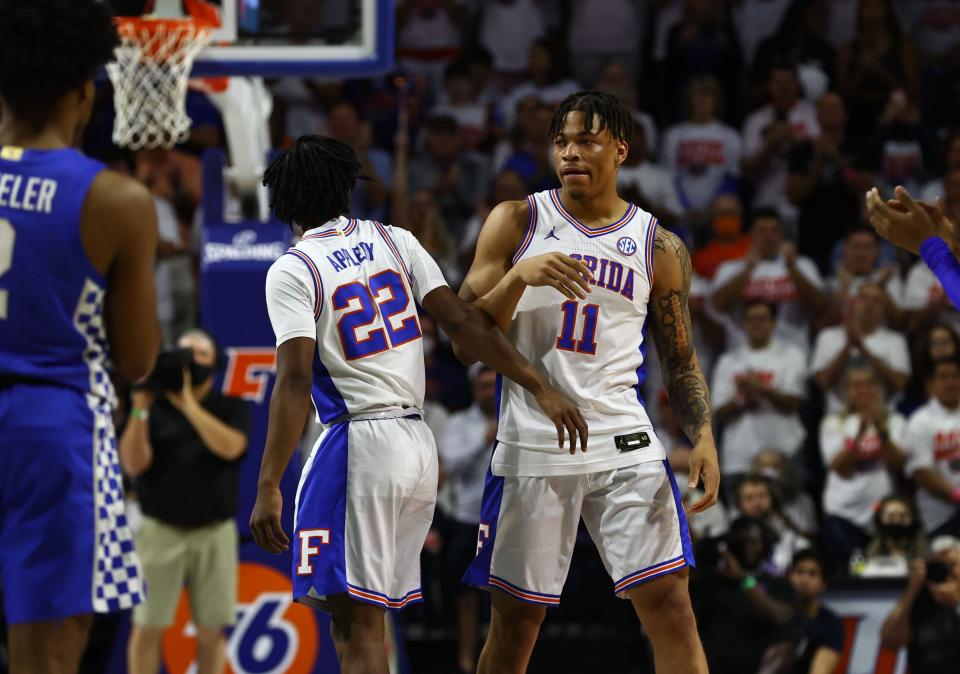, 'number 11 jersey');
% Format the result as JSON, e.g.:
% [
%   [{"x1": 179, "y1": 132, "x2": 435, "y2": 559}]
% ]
[
  {"x1": 494, "y1": 189, "x2": 666, "y2": 476},
  {"x1": 265, "y1": 216, "x2": 447, "y2": 423}
]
